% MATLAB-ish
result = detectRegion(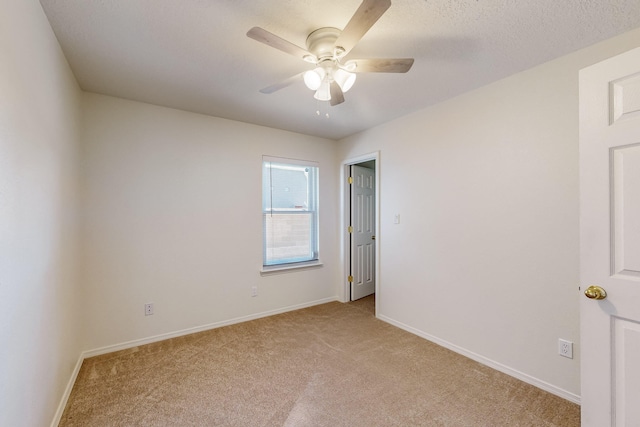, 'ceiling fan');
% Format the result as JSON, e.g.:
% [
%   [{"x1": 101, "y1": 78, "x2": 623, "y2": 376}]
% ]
[{"x1": 247, "y1": 0, "x2": 414, "y2": 106}]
